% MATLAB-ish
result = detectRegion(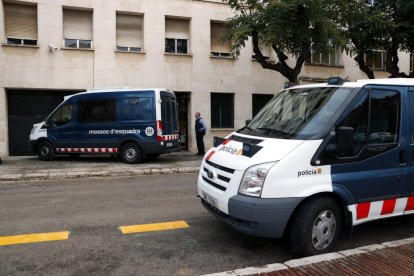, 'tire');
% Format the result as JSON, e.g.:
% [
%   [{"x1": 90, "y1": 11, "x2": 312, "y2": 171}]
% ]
[
  {"x1": 146, "y1": 154, "x2": 160, "y2": 161},
  {"x1": 37, "y1": 141, "x2": 55, "y2": 161},
  {"x1": 121, "y1": 143, "x2": 141, "y2": 164},
  {"x1": 290, "y1": 196, "x2": 342, "y2": 257}
]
